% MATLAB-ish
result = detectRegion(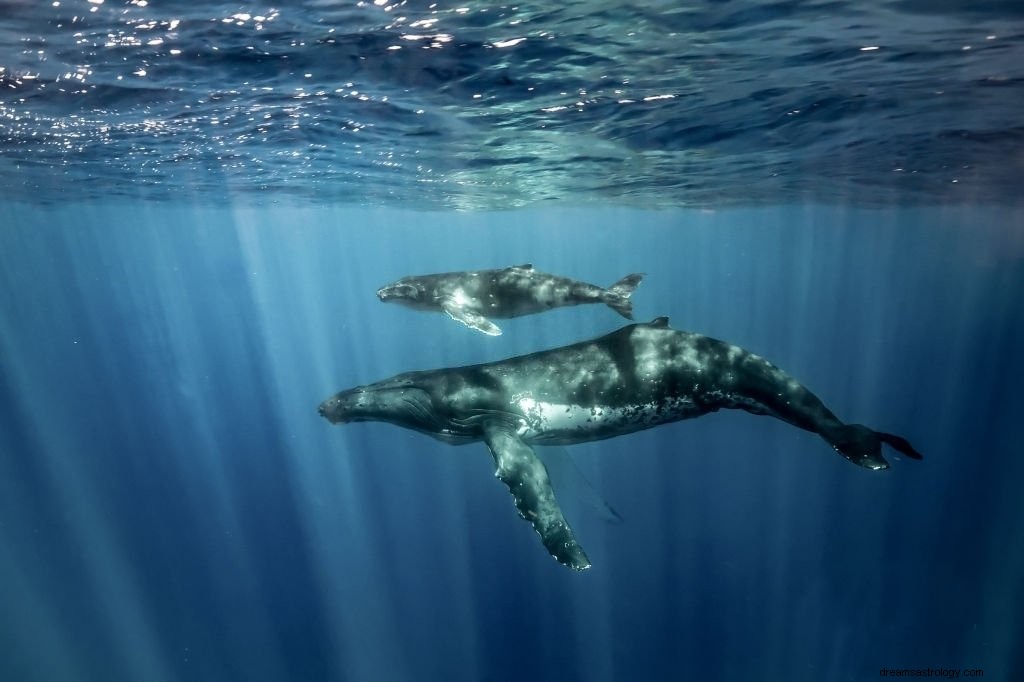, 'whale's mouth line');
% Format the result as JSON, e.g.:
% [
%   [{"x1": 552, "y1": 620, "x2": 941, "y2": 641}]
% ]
[{"x1": 377, "y1": 282, "x2": 419, "y2": 302}]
